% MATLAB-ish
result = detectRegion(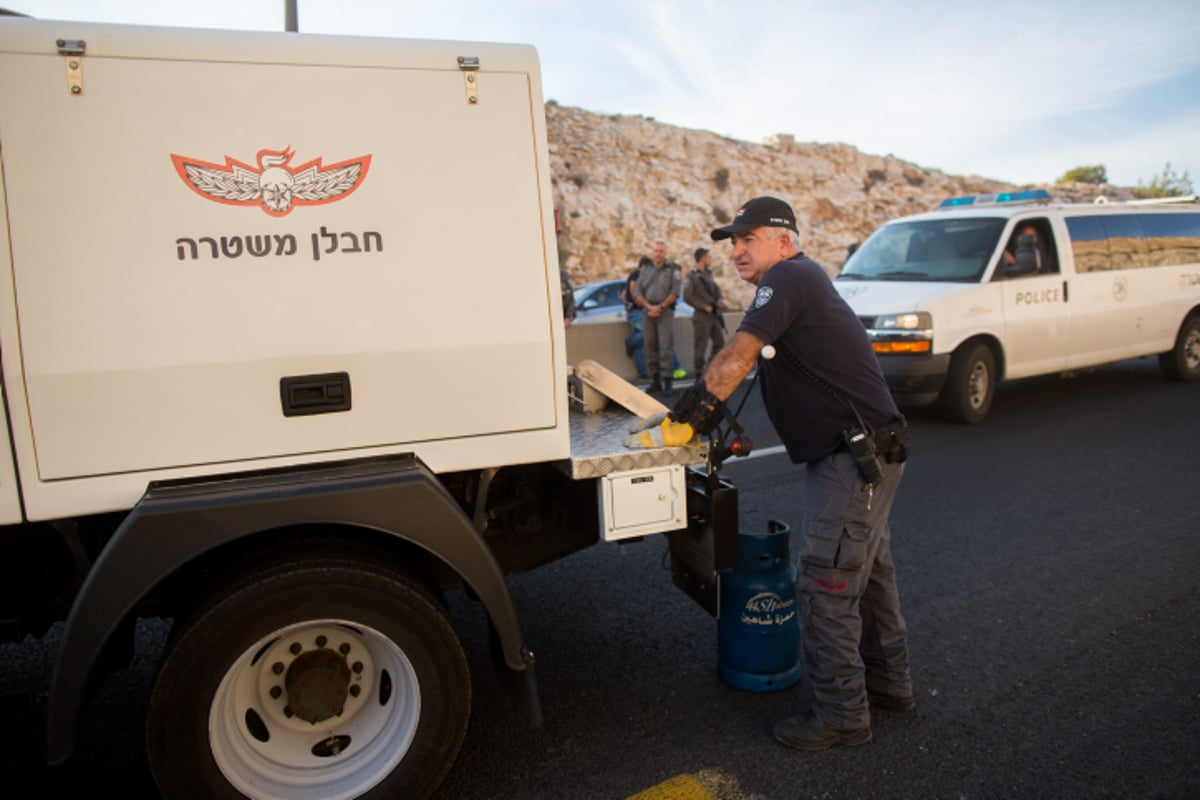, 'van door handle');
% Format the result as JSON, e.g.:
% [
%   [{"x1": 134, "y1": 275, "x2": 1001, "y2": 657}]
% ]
[
  {"x1": 280, "y1": 372, "x2": 352, "y2": 417},
  {"x1": 1062, "y1": 280, "x2": 1069, "y2": 303}
]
